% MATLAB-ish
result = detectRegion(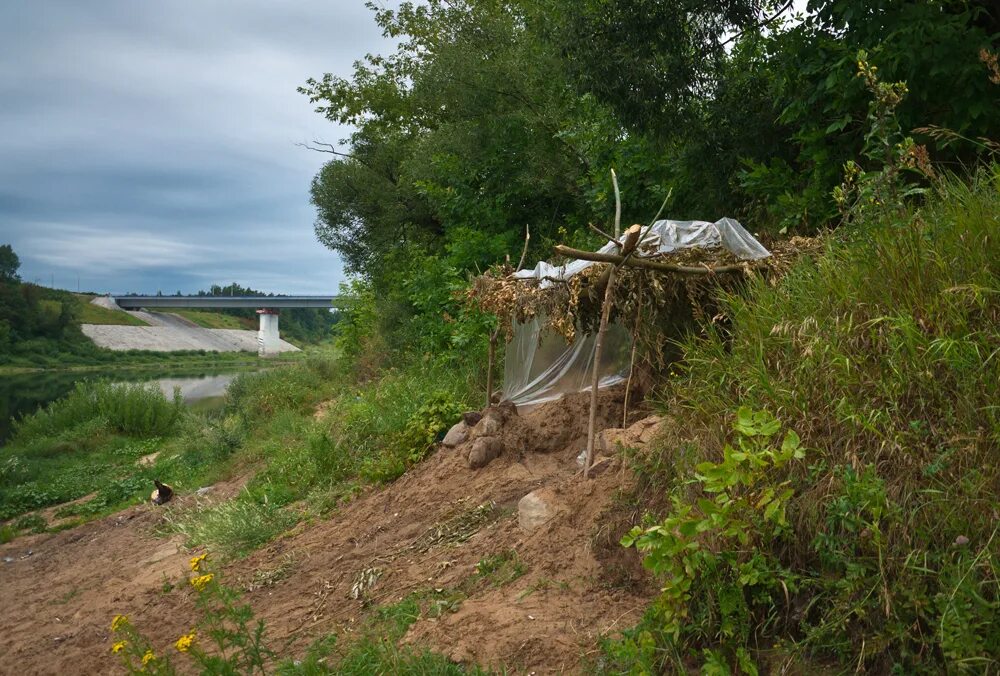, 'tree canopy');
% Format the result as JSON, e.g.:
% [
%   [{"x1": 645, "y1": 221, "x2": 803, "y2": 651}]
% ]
[{"x1": 302, "y1": 0, "x2": 999, "y2": 357}]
